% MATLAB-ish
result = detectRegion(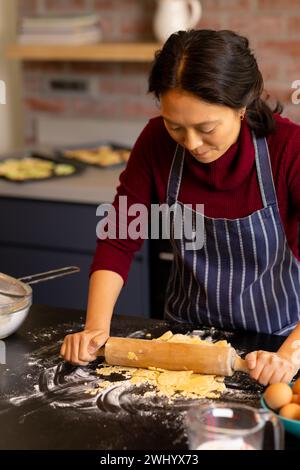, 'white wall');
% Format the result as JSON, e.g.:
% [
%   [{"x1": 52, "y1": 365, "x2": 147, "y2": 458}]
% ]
[{"x1": 0, "y1": 0, "x2": 24, "y2": 152}]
